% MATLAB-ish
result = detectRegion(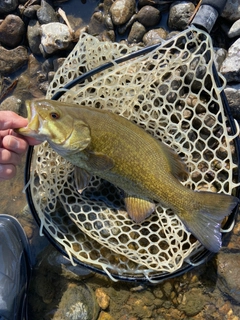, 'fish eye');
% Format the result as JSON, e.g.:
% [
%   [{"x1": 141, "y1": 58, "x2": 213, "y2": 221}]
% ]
[{"x1": 50, "y1": 112, "x2": 60, "y2": 120}]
